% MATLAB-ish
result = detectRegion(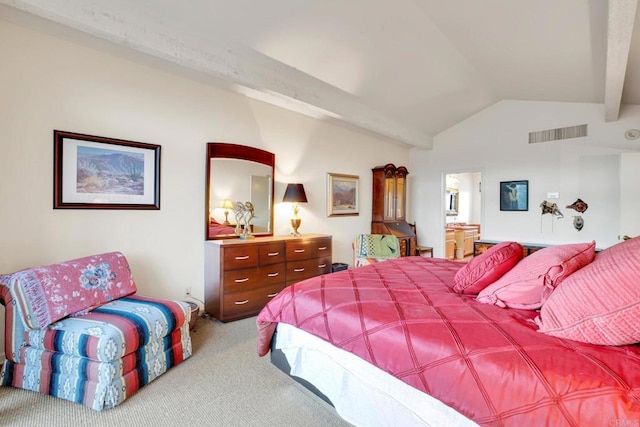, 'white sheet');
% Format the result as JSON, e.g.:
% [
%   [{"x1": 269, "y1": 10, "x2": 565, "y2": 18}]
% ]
[{"x1": 274, "y1": 323, "x2": 477, "y2": 427}]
